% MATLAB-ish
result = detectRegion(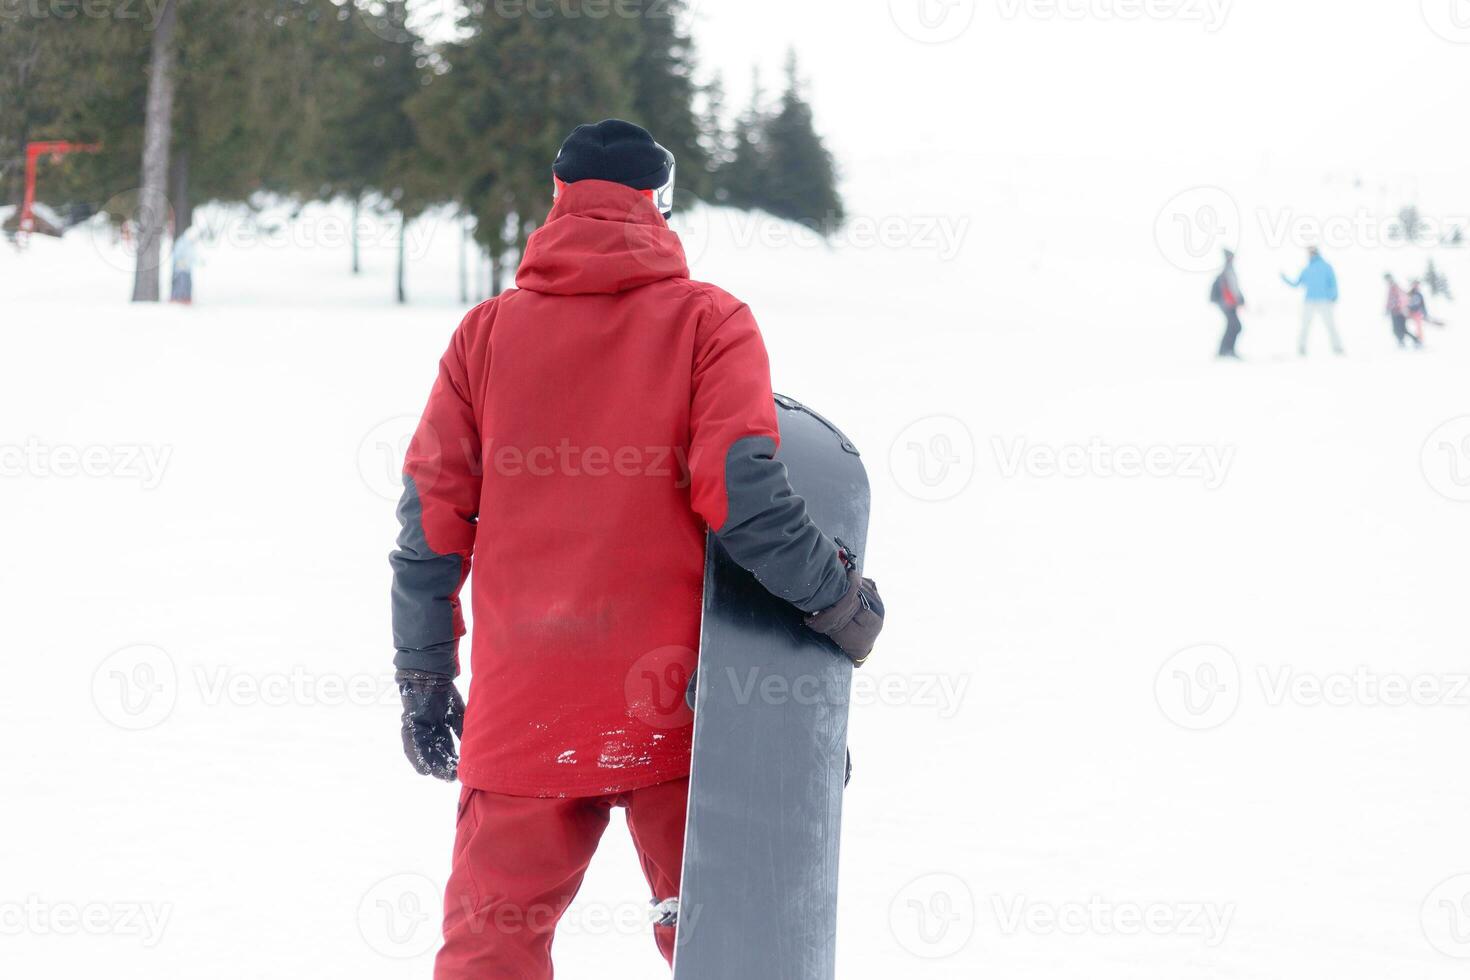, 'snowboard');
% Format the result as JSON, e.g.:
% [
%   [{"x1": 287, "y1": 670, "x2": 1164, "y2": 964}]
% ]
[{"x1": 672, "y1": 393, "x2": 870, "y2": 980}]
